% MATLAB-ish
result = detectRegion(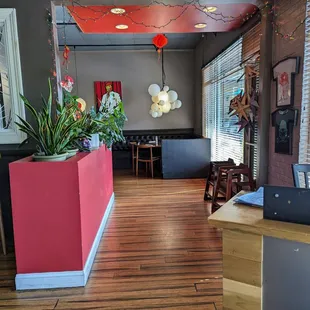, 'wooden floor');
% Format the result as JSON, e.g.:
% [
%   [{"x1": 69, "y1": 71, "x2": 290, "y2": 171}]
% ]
[{"x1": 0, "y1": 172, "x2": 223, "y2": 310}]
